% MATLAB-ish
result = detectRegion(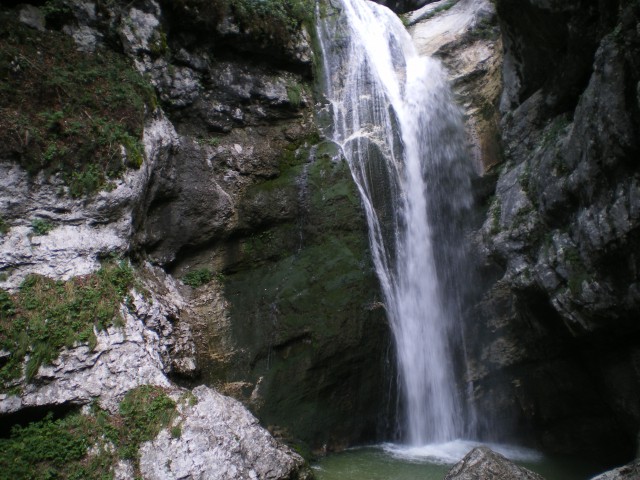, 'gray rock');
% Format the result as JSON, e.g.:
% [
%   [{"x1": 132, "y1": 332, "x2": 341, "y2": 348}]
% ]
[
  {"x1": 139, "y1": 385, "x2": 311, "y2": 480},
  {"x1": 471, "y1": 0, "x2": 640, "y2": 460},
  {"x1": 63, "y1": 24, "x2": 103, "y2": 52},
  {"x1": 120, "y1": 6, "x2": 161, "y2": 56},
  {"x1": 0, "y1": 261, "x2": 195, "y2": 414},
  {"x1": 18, "y1": 5, "x2": 45, "y2": 31},
  {"x1": 590, "y1": 461, "x2": 640, "y2": 480},
  {"x1": 0, "y1": 115, "x2": 176, "y2": 290},
  {"x1": 445, "y1": 447, "x2": 545, "y2": 480}
]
